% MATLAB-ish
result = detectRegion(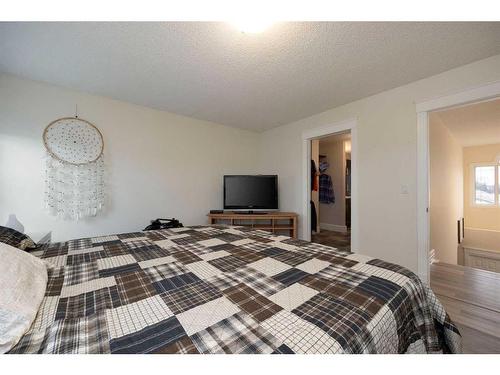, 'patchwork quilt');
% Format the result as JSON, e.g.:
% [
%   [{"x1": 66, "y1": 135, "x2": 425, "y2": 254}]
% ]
[{"x1": 9, "y1": 225, "x2": 462, "y2": 354}]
